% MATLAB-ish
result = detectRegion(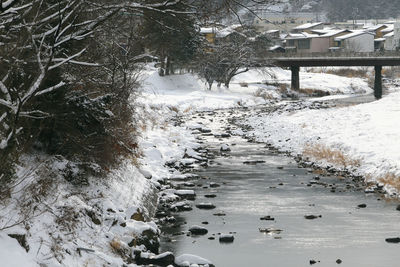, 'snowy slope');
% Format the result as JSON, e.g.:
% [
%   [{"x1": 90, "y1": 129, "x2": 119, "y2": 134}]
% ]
[{"x1": 245, "y1": 91, "x2": 400, "y2": 195}]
